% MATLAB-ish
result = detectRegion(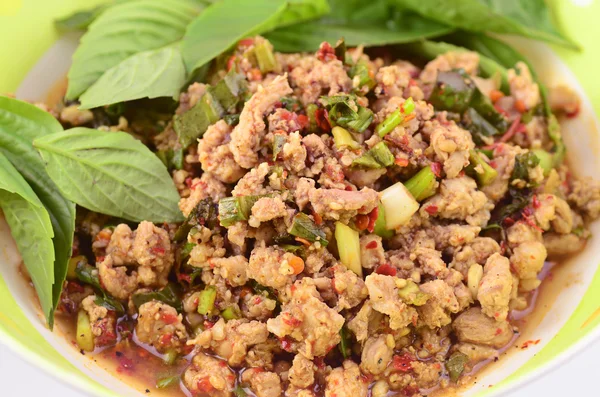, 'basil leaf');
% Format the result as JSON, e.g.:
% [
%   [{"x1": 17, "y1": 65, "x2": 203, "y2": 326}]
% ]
[
  {"x1": 54, "y1": 4, "x2": 109, "y2": 32},
  {"x1": 182, "y1": 0, "x2": 329, "y2": 74},
  {"x1": 266, "y1": 1, "x2": 452, "y2": 52},
  {"x1": 66, "y1": 0, "x2": 202, "y2": 99},
  {"x1": 0, "y1": 154, "x2": 55, "y2": 327},
  {"x1": 79, "y1": 46, "x2": 187, "y2": 109},
  {"x1": 392, "y1": 0, "x2": 579, "y2": 50},
  {"x1": 33, "y1": 128, "x2": 184, "y2": 223},
  {"x1": 0, "y1": 97, "x2": 75, "y2": 327}
]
